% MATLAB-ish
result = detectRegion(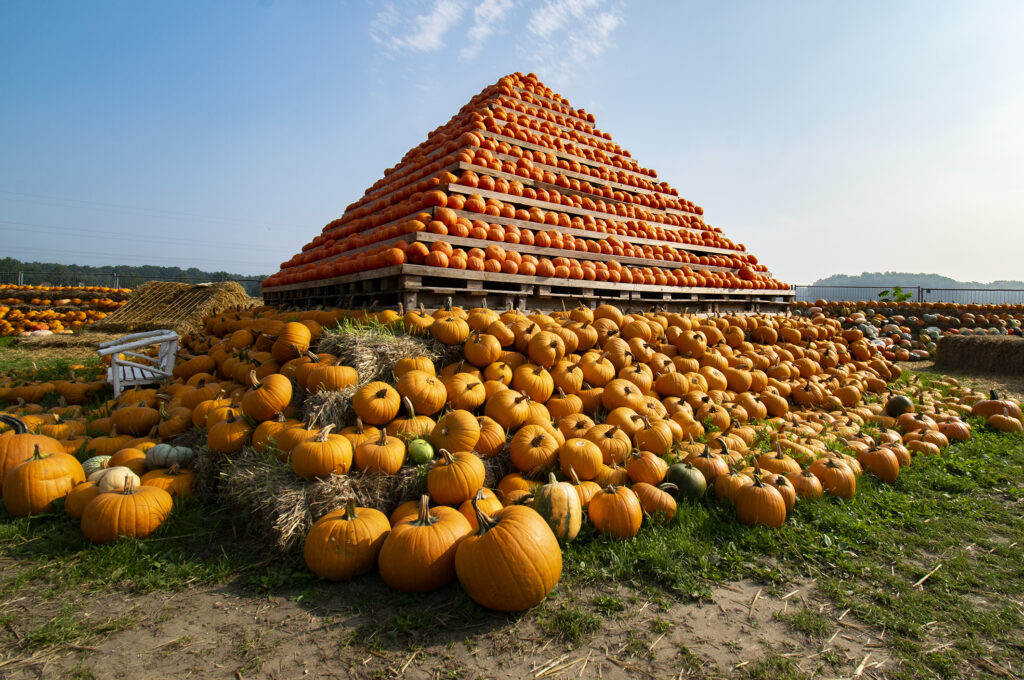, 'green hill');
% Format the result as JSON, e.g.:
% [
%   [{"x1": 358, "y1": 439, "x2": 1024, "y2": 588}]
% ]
[{"x1": 813, "y1": 272, "x2": 1024, "y2": 289}]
